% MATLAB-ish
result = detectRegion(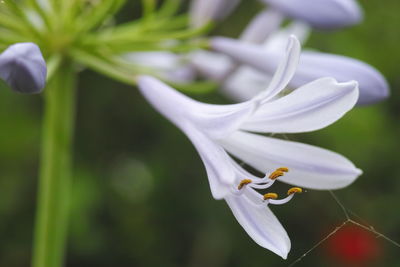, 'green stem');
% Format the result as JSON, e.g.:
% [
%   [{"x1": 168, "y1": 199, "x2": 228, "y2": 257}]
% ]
[{"x1": 32, "y1": 60, "x2": 76, "y2": 267}]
